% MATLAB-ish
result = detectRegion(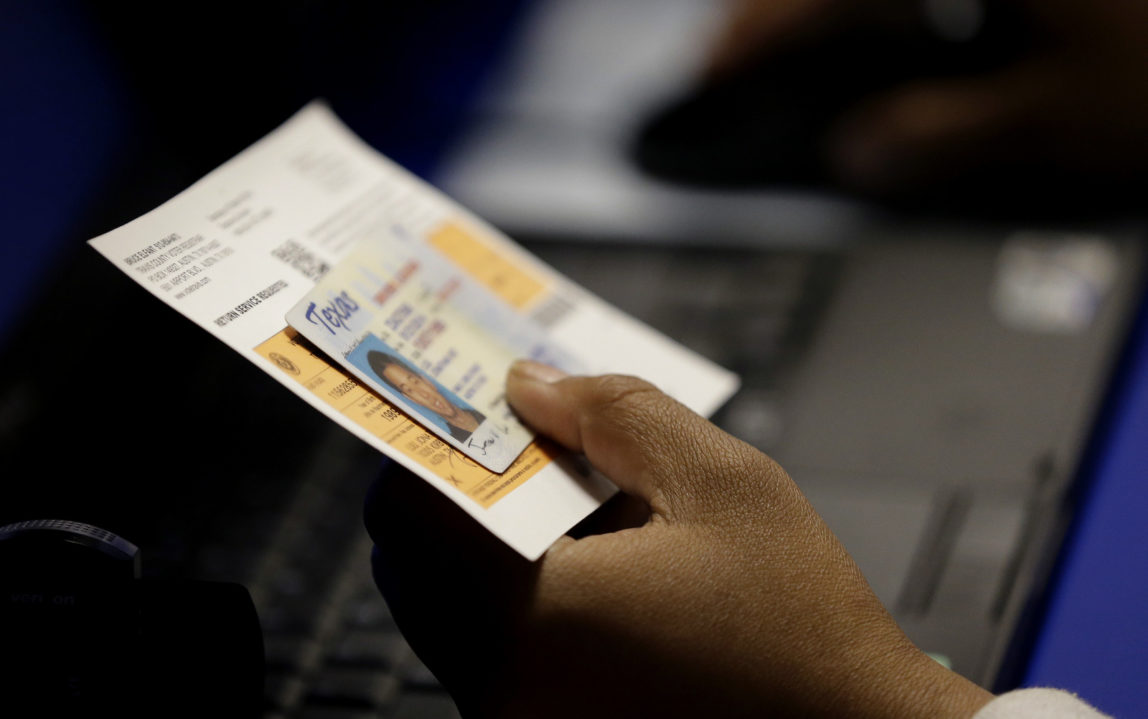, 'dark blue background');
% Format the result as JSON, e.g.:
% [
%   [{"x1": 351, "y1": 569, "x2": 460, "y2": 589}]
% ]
[{"x1": 0, "y1": 0, "x2": 528, "y2": 345}]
